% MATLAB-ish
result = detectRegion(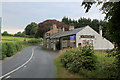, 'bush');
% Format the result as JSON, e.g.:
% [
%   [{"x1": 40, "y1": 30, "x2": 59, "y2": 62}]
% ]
[
  {"x1": 61, "y1": 46, "x2": 97, "y2": 73},
  {"x1": 28, "y1": 38, "x2": 43, "y2": 44},
  {"x1": 106, "y1": 48, "x2": 117, "y2": 57},
  {"x1": 15, "y1": 42, "x2": 22, "y2": 51},
  {"x1": 2, "y1": 43, "x2": 7, "y2": 59},
  {"x1": 1, "y1": 38, "x2": 43, "y2": 59},
  {"x1": 6, "y1": 42, "x2": 17, "y2": 57}
]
